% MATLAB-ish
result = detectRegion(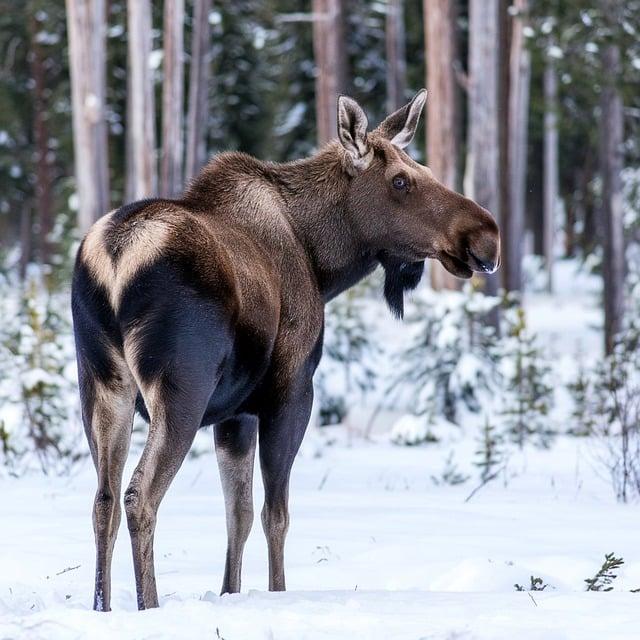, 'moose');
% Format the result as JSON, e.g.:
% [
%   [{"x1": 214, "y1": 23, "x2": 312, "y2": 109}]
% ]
[{"x1": 72, "y1": 89, "x2": 500, "y2": 611}]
